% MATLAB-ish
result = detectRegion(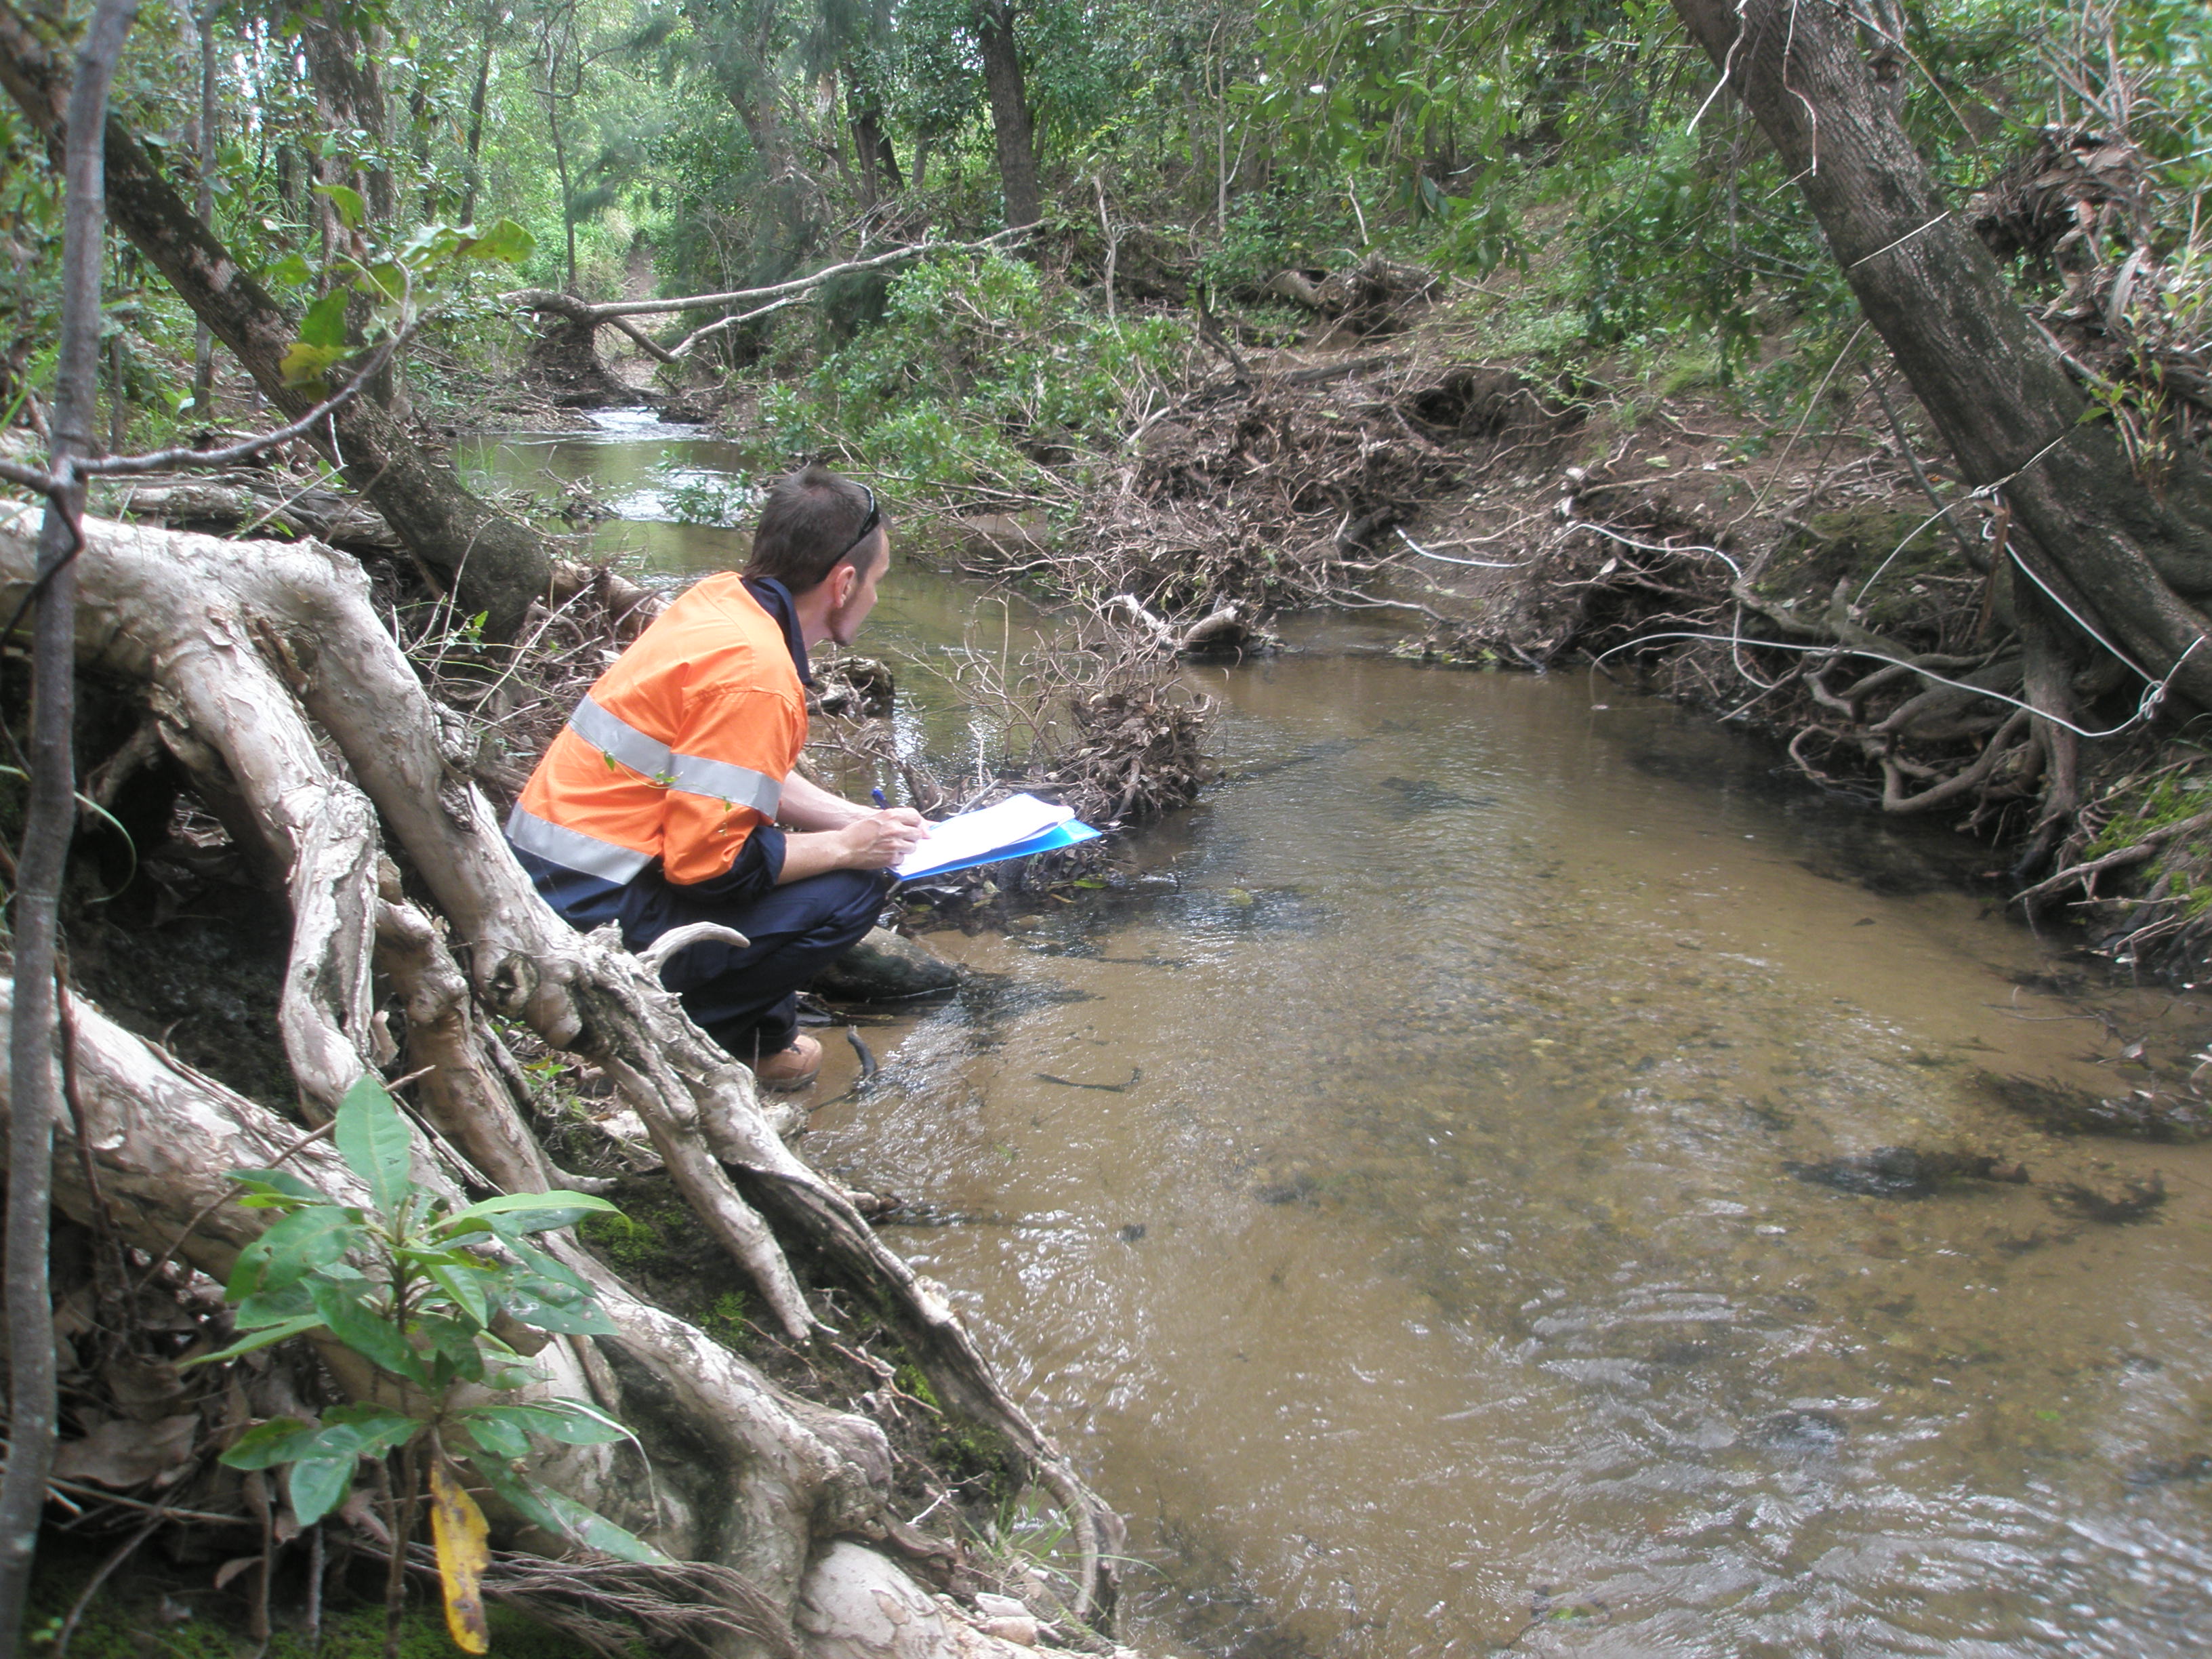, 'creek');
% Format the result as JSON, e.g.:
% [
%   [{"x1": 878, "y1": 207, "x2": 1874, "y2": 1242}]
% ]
[{"x1": 468, "y1": 413, "x2": 2212, "y2": 1658}]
